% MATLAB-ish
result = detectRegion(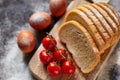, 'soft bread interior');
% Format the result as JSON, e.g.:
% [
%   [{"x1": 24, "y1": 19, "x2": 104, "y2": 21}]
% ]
[{"x1": 58, "y1": 21, "x2": 100, "y2": 73}]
